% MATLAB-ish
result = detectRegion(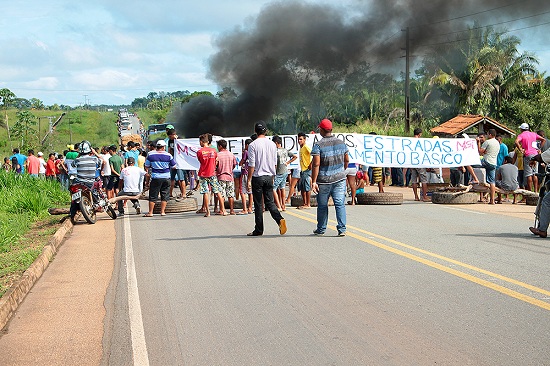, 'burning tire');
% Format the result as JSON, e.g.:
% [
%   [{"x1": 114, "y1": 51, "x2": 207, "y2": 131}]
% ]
[
  {"x1": 356, "y1": 192, "x2": 403, "y2": 205},
  {"x1": 431, "y1": 192, "x2": 478, "y2": 204},
  {"x1": 153, "y1": 198, "x2": 198, "y2": 214}
]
